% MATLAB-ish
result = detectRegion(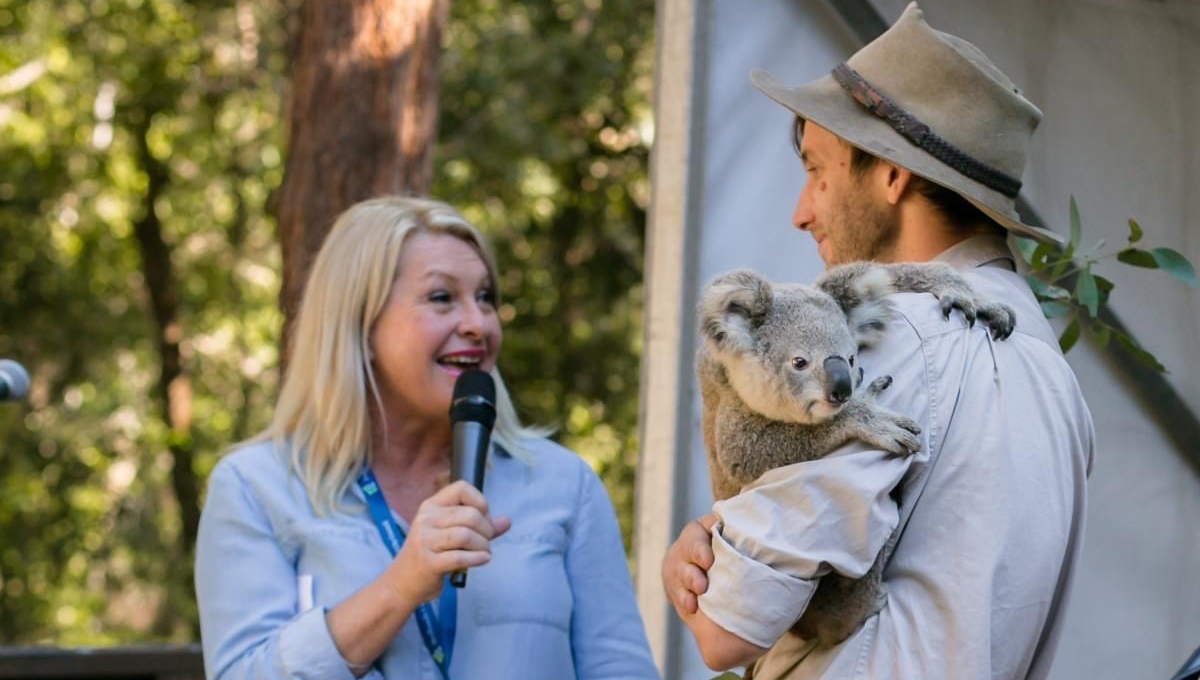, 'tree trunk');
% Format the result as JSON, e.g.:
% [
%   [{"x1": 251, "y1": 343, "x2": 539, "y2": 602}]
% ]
[
  {"x1": 275, "y1": 0, "x2": 448, "y2": 360},
  {"x1": 129, "y1": 108, "x2": 200, "y2": 567}
]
